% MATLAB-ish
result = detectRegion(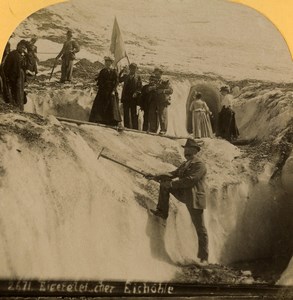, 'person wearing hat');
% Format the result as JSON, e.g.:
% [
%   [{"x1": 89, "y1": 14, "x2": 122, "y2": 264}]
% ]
[
  {"x1": 55, "y1": 30, "x2": 80, "y2": 83},
  {"x1": 119, "y1": 63, "x2": 142, "y2": 129},
  {"x1": 89, "y1": 56, "x2": 122, "y2": 126},
  {"x1": 146, "y1": 67, "x2": 173, "y2": 134},
  {"x1": 189, "y1": 91, "x2": 213, "y2": 138},
  {"x1": 146, "y1": 138, "x2": 209, "y2": 265},
  {"x1": 3, "y1": 40, "x2": 28, "y2": 110},
  {"x1": 218, "y1": 86, "x2": 239, "y2": 141}
]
